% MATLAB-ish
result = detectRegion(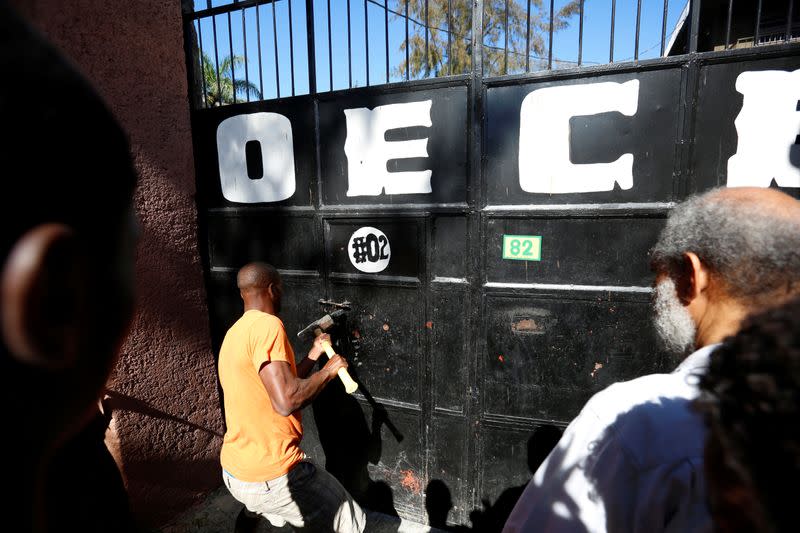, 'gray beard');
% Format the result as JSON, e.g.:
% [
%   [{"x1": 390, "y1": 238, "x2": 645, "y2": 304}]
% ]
[{"x1": 652, "y1": 278, "x2": 697, "y2": 359}]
